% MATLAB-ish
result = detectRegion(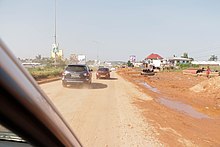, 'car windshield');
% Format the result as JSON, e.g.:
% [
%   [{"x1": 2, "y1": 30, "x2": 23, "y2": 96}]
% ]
[
  {"x1": 1, "y1": 1, "x2": 220, "y2": 147},
  {"x1": 66, "y1": 66, "x2": 87, "y2": 72},
  {"x1": 98, "y1": 68, "x2": 109, "y2": 71}
]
